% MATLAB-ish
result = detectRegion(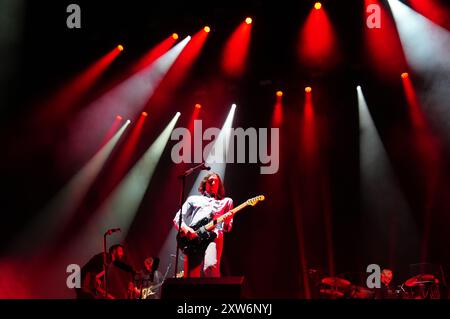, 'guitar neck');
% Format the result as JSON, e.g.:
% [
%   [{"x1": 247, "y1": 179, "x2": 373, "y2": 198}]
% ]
[{"x1": 204, "y1": 201, "x2": 249, "y2": 231}]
